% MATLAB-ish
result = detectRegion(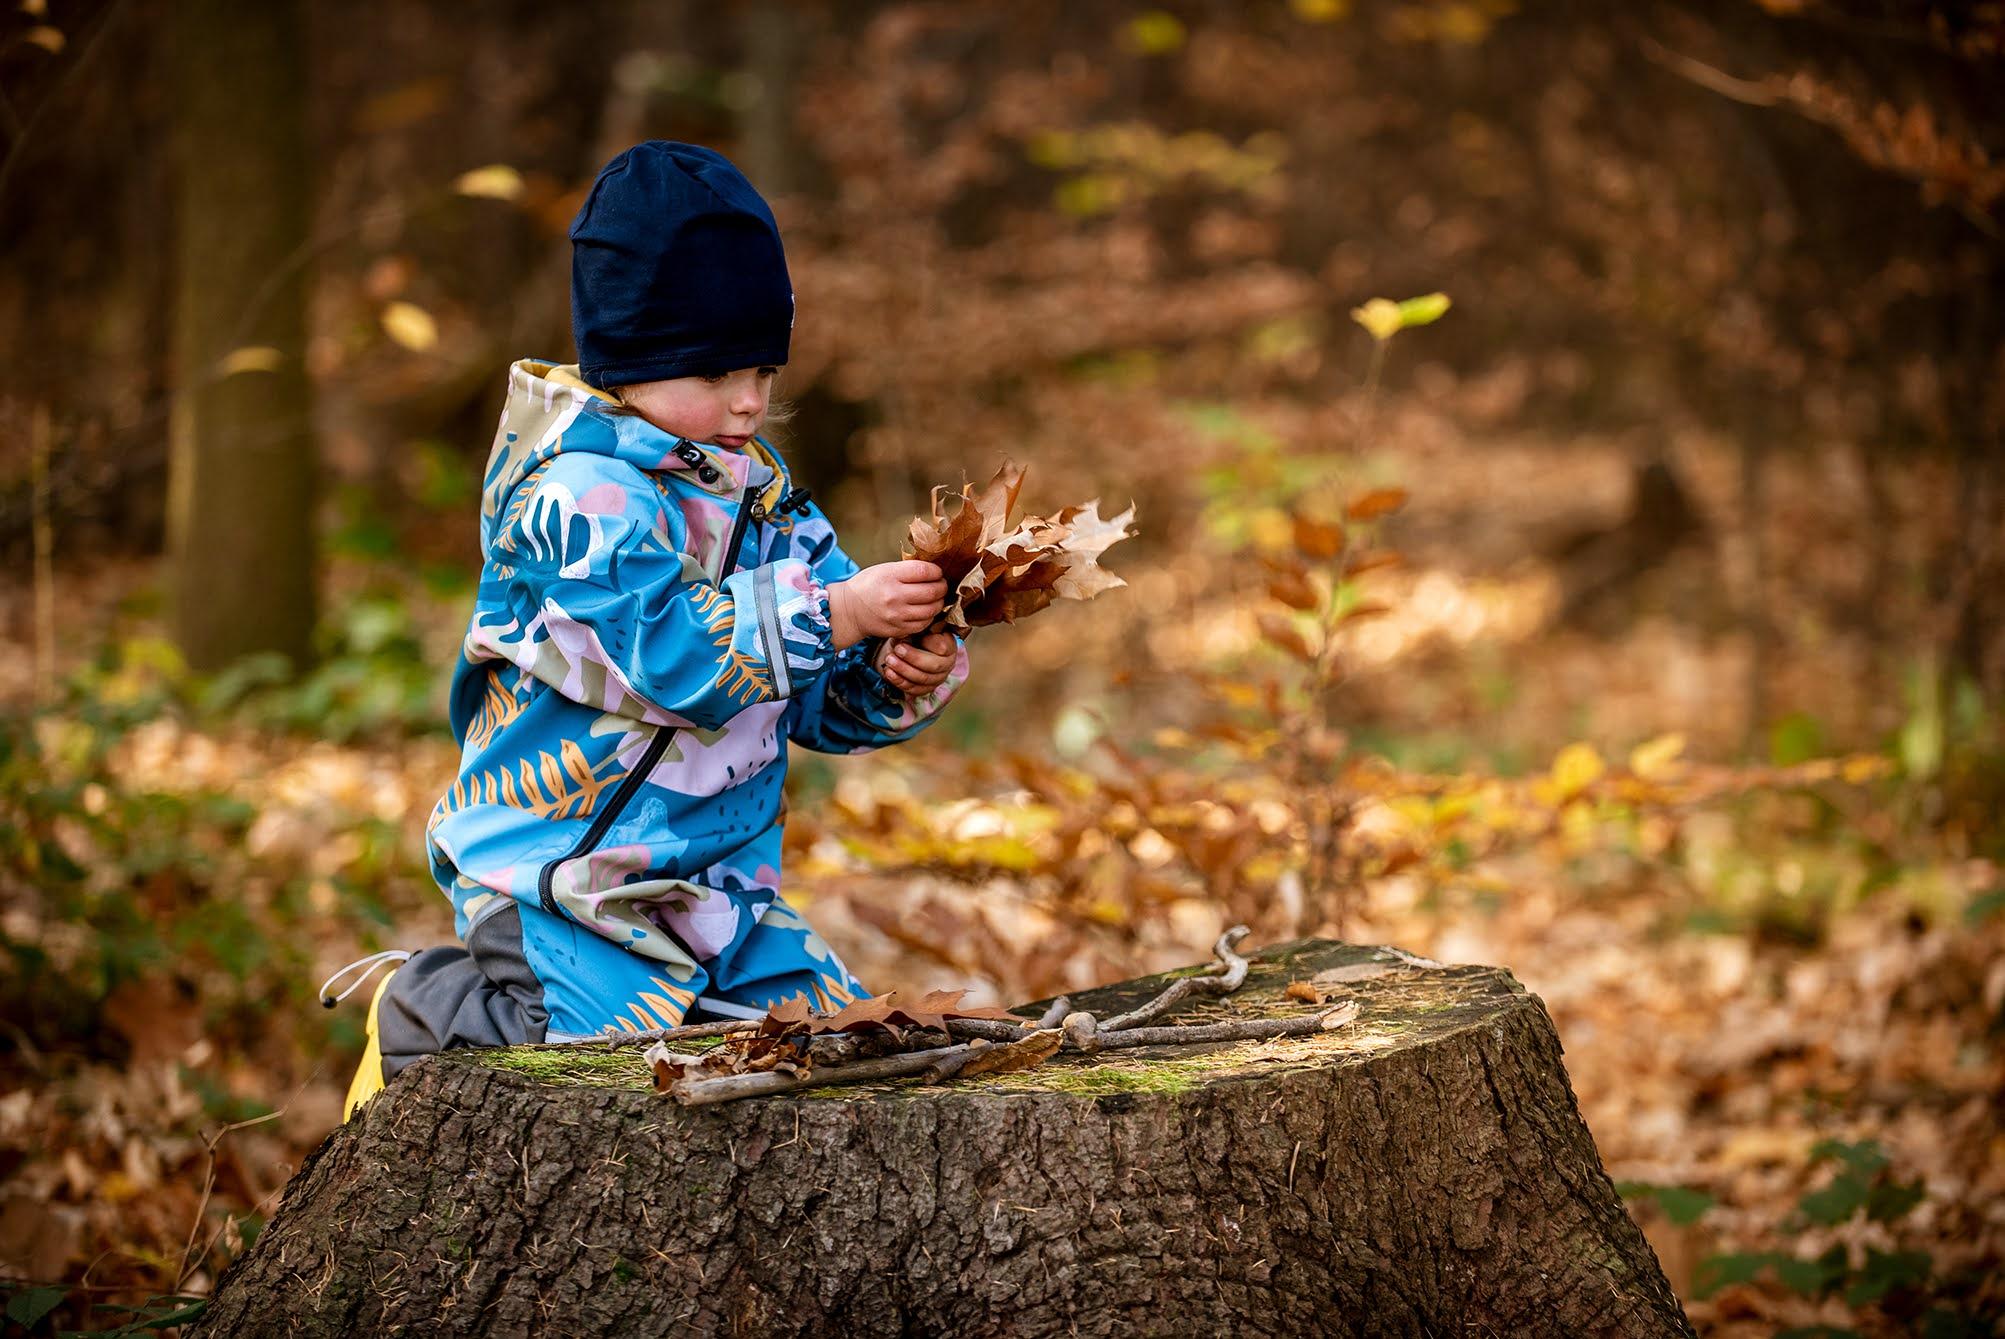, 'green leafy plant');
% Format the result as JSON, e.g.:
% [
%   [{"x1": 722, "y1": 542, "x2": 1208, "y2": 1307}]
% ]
[
  {"x1": 1692, "y1": 1139, "x2": 1988, "y2": 1335},
  {"x1": 1614, "y1": 1180, "x2": 1716, "y2": 1226}
]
